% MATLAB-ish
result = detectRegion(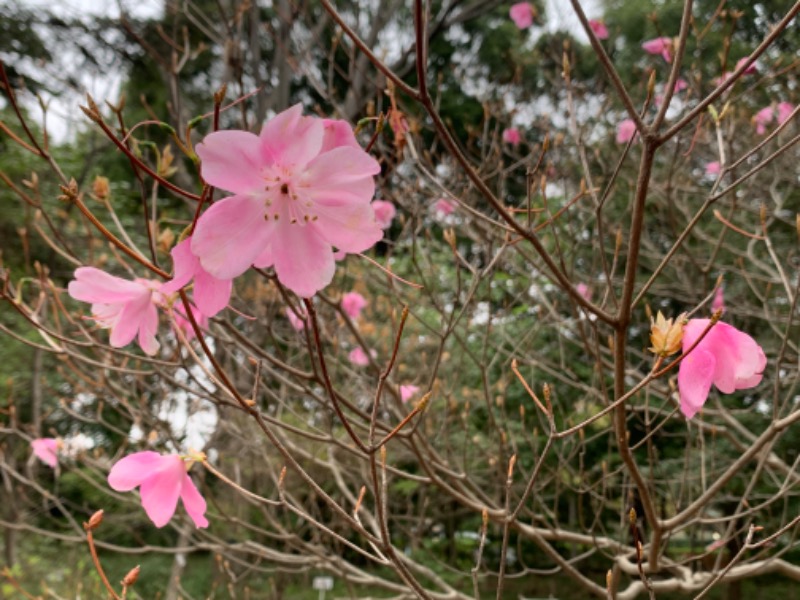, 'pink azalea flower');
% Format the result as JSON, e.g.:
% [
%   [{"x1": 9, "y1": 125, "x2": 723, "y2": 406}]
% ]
[
  {"x1": 673, "y1": 78, "x2": 688, "y2": 93},
  {"x1": 191, "y1": 104, "x2": 383, "y2": 298},
  {"x1": 372, "y1": 200, "x2": 396, "y2": 229},
  {"x1": 735, "y1": 56, "x2": 757, "y2": 75},
  {"x1": 509, "y1": 3, "x2": 535, "y2": 29},
  {"x1": 108, "y1": 451, "x2": 208, "y2": 529},
  {"x1": 753, "y1": 106, "x2": 774, "y2": 135},
  {"x1": 589, "y1": 19, "x2": 609, "y2": 40},
  {"x1": 285, "y1": 306, "x2": 306, "y2": 332},
  {"x1": 678, "y1": 319, "x2": 766, "y2": 419},
  {"x1": 777, "y1": 102, "x2": 795, "y2": 125},
  {"x1": 616, "y1": 119, "x2": 637, "y2": 144},
  {"x1": 434, "y1": 198, "x2": 455, "y2": 217},
  {"x1": 341, "y1": 291, "x2": 368, "y2": 320},
  {"x1": 348, "y1": 347, "x2": 372, "y2": 366},
  {"x1": 31, "y1": 438, "x2": 59, "y2": 468},
  {"x1": 400, "y1": 385, "x2": 420, "y2": 403},
  {"x1": 642, "y1": 37, "x2": 673, "y2": 62},
  {"x1": 161, "y1": 238, "x2": 233, "y2": 318},
  {"x1": 705, "y1": 161, "x2": 721, "y2": 176},
  {"x1": 711, "y1": 287, "x2": 725, "y2": 313},
  {"x1": 575, "y1": 283, "x2": 591, "y2": 301},
  {"x1": 502, "y1": 127, "x2": 522, "y2": 146},
  {"x1": 68, "y1": 267, "x2": 162, "y2": 355}
]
